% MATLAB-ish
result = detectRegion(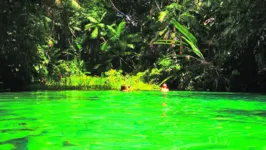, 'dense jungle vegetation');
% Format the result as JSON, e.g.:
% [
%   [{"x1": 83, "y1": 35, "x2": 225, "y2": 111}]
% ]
[{"x1": 0, "y1": 0, "x2": 266, "y2": 92}]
